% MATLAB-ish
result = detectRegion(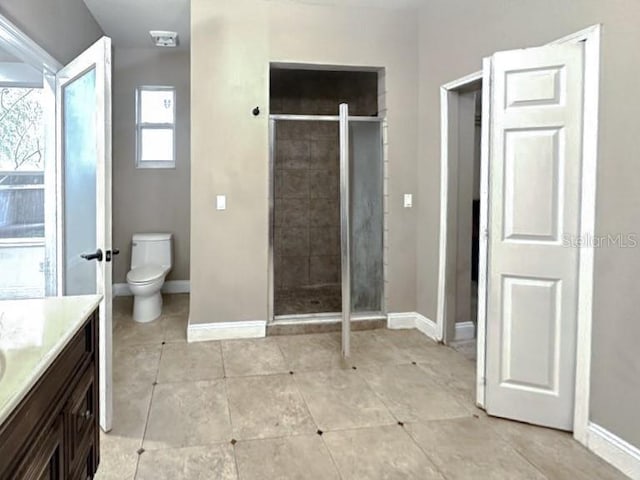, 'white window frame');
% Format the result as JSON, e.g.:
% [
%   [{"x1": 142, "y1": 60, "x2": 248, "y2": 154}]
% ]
[{"x1": 135, "y1": 85, "x2": 176, "y2": 169}]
